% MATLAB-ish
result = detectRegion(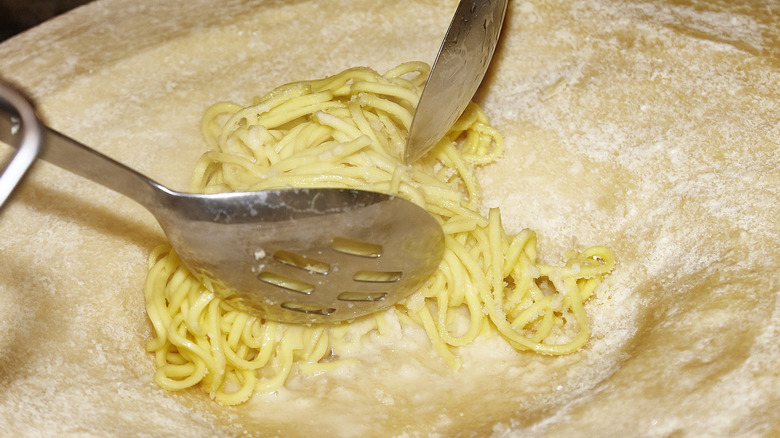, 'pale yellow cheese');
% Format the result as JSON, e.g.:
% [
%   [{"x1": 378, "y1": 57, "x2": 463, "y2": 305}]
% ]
[{"x1": 0, "y1": 0, "x2": 778, "y2": 436}]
